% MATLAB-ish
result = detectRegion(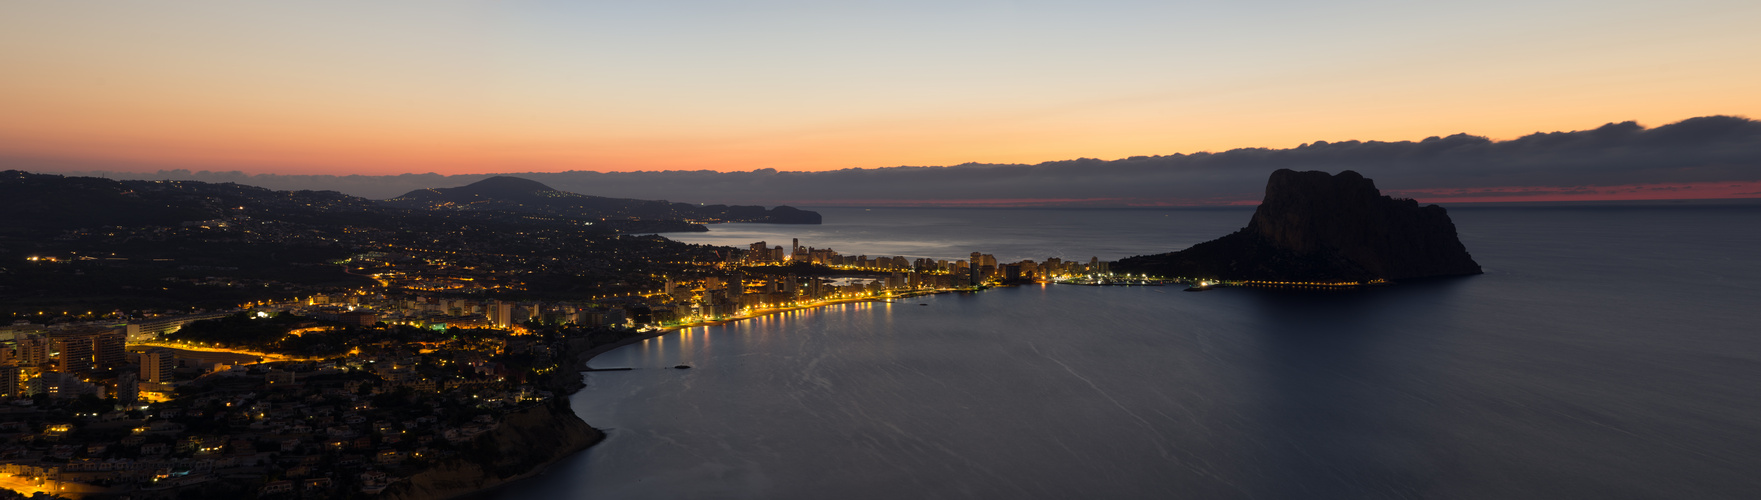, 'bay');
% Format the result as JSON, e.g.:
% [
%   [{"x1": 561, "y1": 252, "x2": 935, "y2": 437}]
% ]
[
  {"x1": 655, "y1": 207, "x2": 1253, "y2": 263},
  {"x1": 491, "y1": 202, "x2": 1761, "y2": 499}
]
